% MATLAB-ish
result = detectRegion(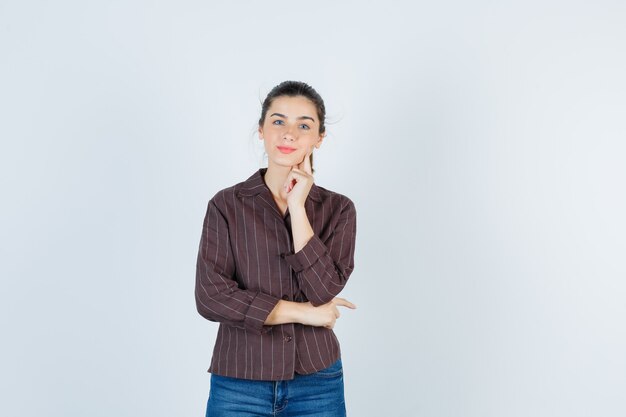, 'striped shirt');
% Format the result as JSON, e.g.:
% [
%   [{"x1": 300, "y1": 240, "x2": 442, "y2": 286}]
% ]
[{"x1": 195, "y1": 167, "x2": 357, "y2": 381}]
